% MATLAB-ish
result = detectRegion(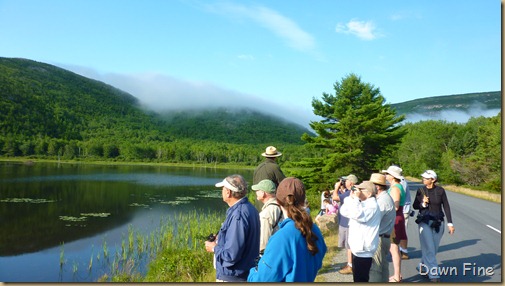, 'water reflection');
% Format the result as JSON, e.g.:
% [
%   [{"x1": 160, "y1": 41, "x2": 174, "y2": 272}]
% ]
[{"x1": 0, "y1": 161, "x2": 252, "y2": 282}]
